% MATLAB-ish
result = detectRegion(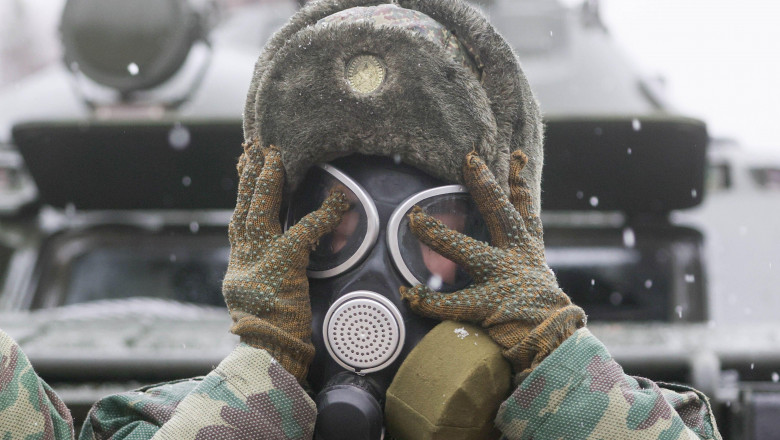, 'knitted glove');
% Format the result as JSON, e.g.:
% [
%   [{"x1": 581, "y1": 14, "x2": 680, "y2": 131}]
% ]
[
  {"x1": 223, "y1": 143, "x2": 348, "y2": 384},
  {"x1": 401, "y1": 151, "x2": 586, "y2": 378}
]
